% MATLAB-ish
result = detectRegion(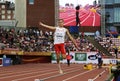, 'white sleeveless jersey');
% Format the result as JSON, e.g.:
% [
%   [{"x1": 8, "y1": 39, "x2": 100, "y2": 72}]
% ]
[{"x1": 54, "y1": 27, "x2": 67, "y2": 44}]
